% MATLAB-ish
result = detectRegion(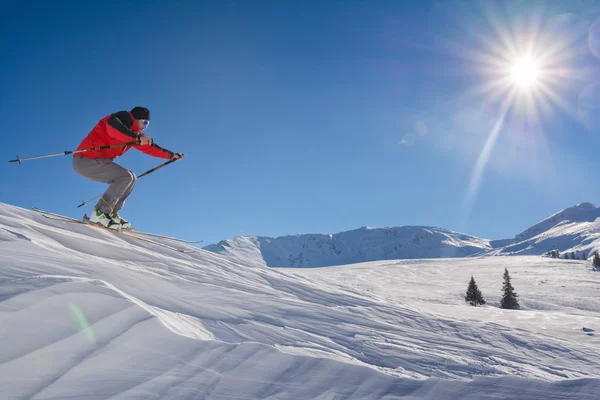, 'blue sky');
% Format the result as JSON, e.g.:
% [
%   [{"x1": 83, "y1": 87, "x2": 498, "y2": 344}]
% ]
[{"x1": 2, "y1": 0, "x2": 600, "y2": 245}]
